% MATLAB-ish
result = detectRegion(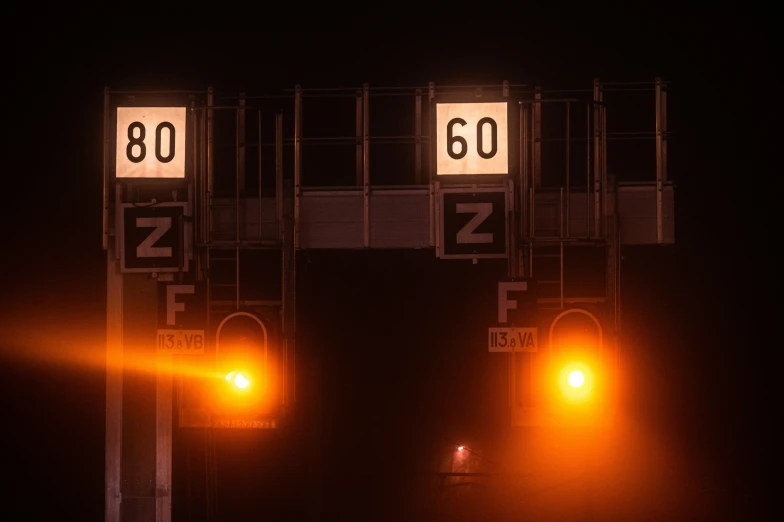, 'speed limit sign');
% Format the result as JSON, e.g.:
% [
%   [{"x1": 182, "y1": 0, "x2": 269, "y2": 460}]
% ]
[
  {"x1": 115, "y1": 107, "x2": 187, "y2": 179},
  {"x1": 436, "y1": 102, "x2": 508, "y2": 176}
]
